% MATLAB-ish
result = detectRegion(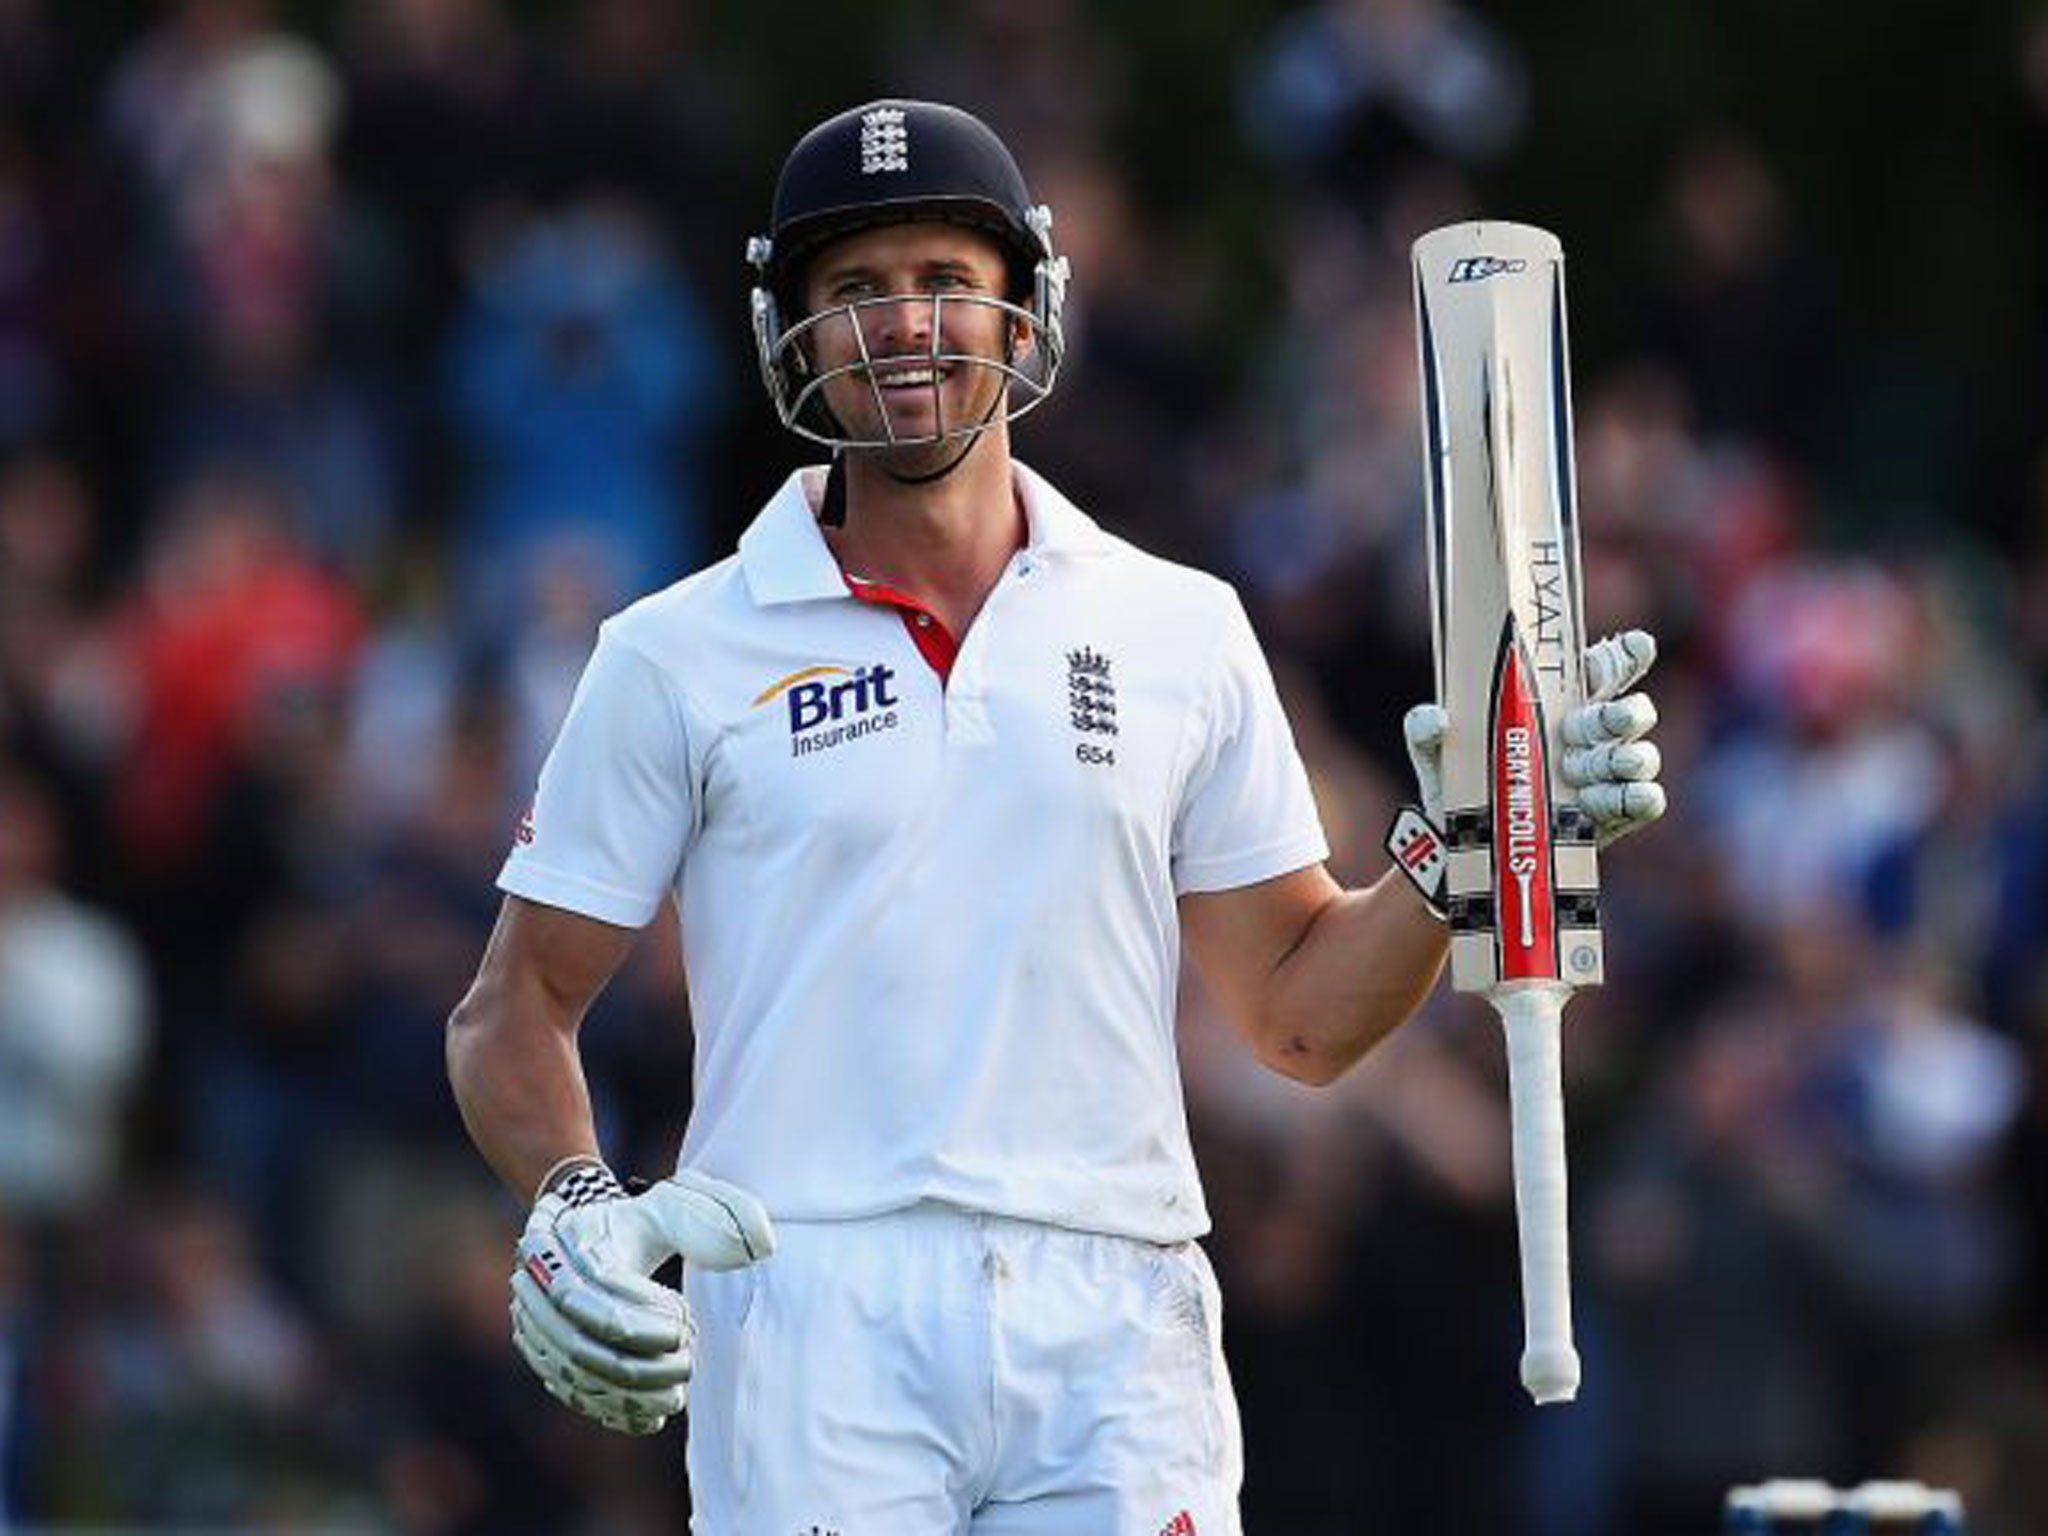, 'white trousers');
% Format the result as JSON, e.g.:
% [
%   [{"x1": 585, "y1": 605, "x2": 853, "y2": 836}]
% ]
[{"x1": 683, "y1": 1204, "x2": 1244, "y2": 1534}]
